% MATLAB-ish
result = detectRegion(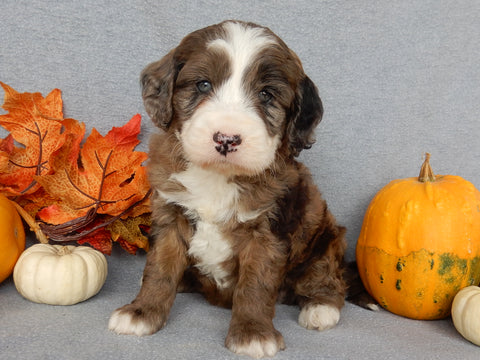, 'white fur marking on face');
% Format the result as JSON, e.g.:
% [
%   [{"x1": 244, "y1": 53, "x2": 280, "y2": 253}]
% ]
[
  {"x1": 108, "y1": 310, "x2": 155, "y2": 336},
  {"x1": 208, "y1": 22, "x2": 275, "y2": 106},
  {"x1": 179, "y1": 22, "x2": 281, "y2": 175},
  {"x1": 180, "y1": 104, "x2": 281, "y2": 175},
  {"x1": 298, "y1": 304, "x2": 340, "y2": 331},
  {"x1": 228, "y1": 338, "x2": 281, "y2": 359}
]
